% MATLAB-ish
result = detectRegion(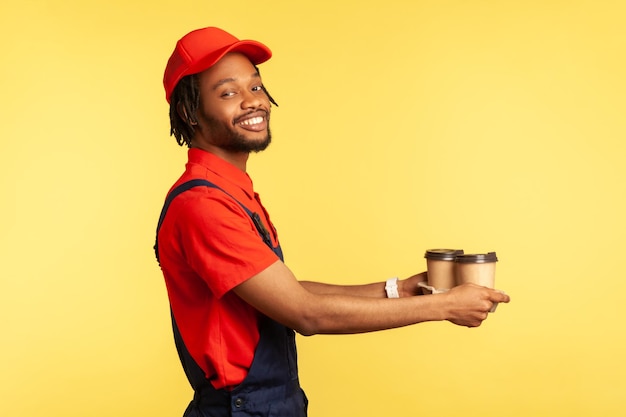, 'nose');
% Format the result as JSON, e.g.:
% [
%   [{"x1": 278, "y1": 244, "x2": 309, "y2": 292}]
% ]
[{"x1": 241, "y1": 89, "x2": 263, "y2": 109}]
